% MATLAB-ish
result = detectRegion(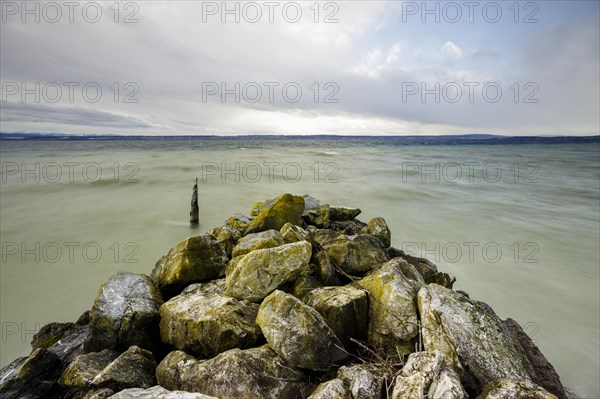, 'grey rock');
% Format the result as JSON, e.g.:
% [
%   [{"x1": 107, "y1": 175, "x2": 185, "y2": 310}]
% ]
[
  {"x1": 59, "y1": 350, "x2": 120, "y2": 388},
  {"x1": 84, "y1": 272, "x2": 163, "y2": 353},
  {"x1": 308, "y1": 379, "x2": 350, "y2": 399},
  {"x1": 92, "y1": 346, "x2": 156, "y2": 391},
  {"x1": 330, "y1": 206, "x2": 361, "y2": 221},
  {"x1": 109, "y1": 386, "x2": 218, "y2": 398},
  {"x1": 476, "y1": 379, "x2": 559, "y2": 399},
  {"x1": 338, "y1": 364, "x2": 384, "y2": 399},
  {"x1": 256, "y1": 290, "x2": 347, "y2": 370},
  {"x1": 364, "y1": 217, "x2": 391, "y2": 248},
  {"x1": 231, "y1": 229, "x2": 285, "y2": 258},
  {"x1": 323, "y1": 234, "x2": 389, "y2": 276}
]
